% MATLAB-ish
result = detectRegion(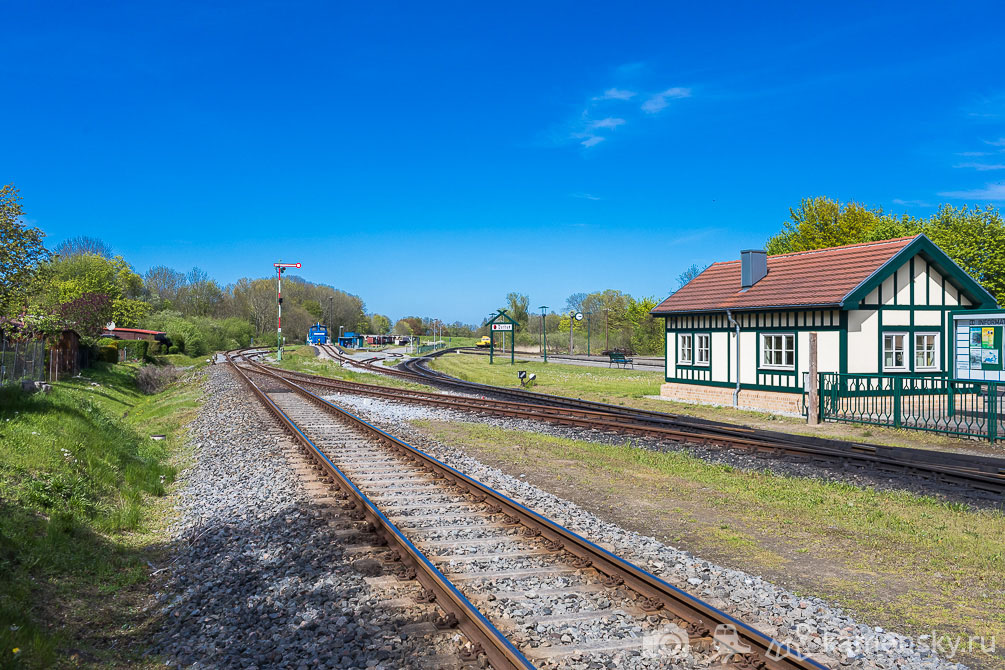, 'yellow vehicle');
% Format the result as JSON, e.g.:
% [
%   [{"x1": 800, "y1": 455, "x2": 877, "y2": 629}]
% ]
[{"x1": 476, "y1": 336, "x2": 491, "y2": 348}]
